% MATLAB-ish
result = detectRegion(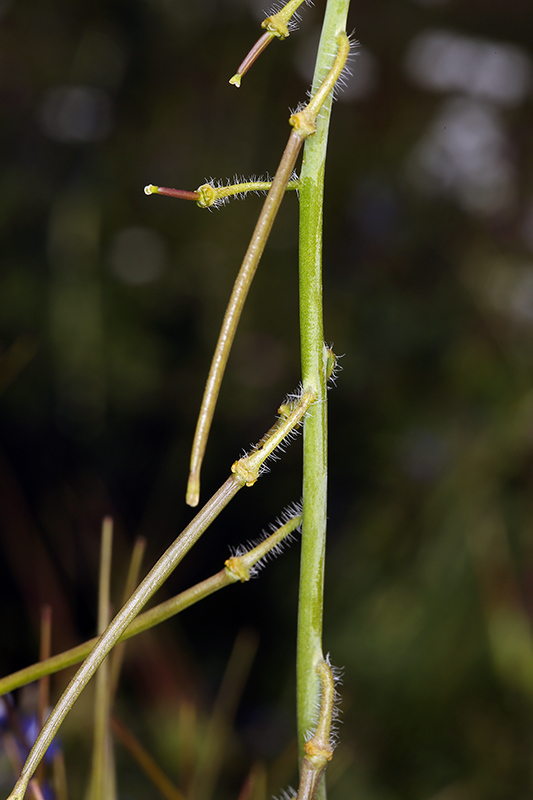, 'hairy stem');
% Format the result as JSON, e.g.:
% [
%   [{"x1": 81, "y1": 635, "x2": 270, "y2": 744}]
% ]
[
  {"x1": 296, "y1": 661, "x2": 336, "y2": 800},
  {"x1": 188, "y1": 28, "x2": 350, "y2": 510},
  {"x1": 297, "y1": 1, "x2": 350, "y2": 797}
]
